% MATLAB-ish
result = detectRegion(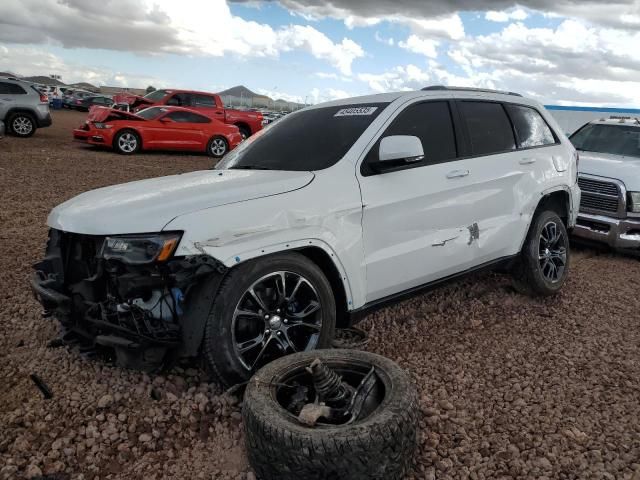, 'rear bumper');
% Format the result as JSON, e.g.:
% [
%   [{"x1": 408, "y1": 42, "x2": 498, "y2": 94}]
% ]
[
  {"x1": 573, "y1": 213, "x2": 640, "y2": 249},
  {"x1": 38, "y1": 113, "x2": 52, "y2": 128}
]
